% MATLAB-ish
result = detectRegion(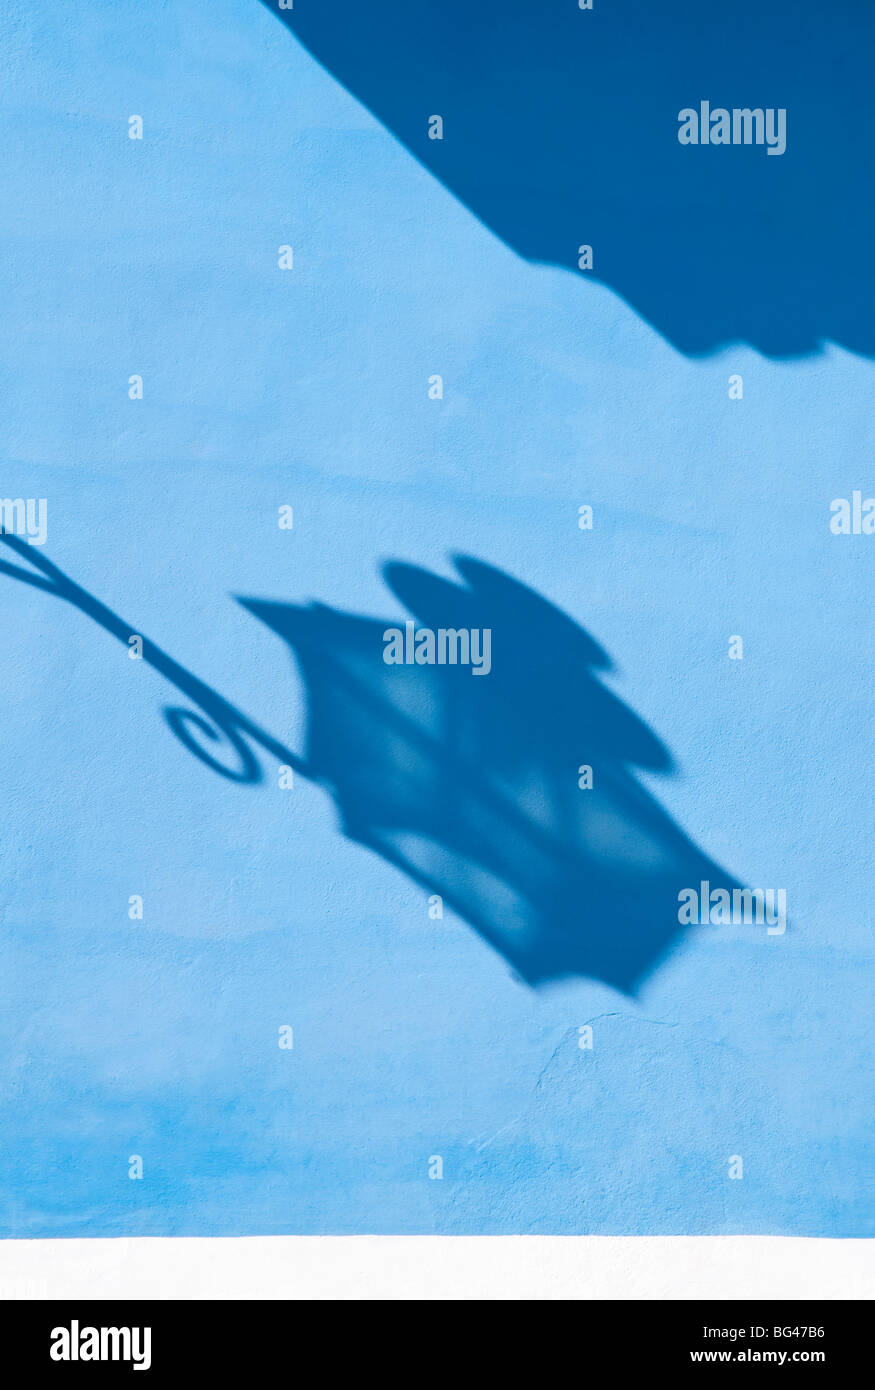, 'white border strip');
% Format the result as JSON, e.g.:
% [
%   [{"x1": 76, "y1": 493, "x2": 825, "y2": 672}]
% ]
[{"x1": 0, "y1": 1236, "x2": 871, "y2": 1300}]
